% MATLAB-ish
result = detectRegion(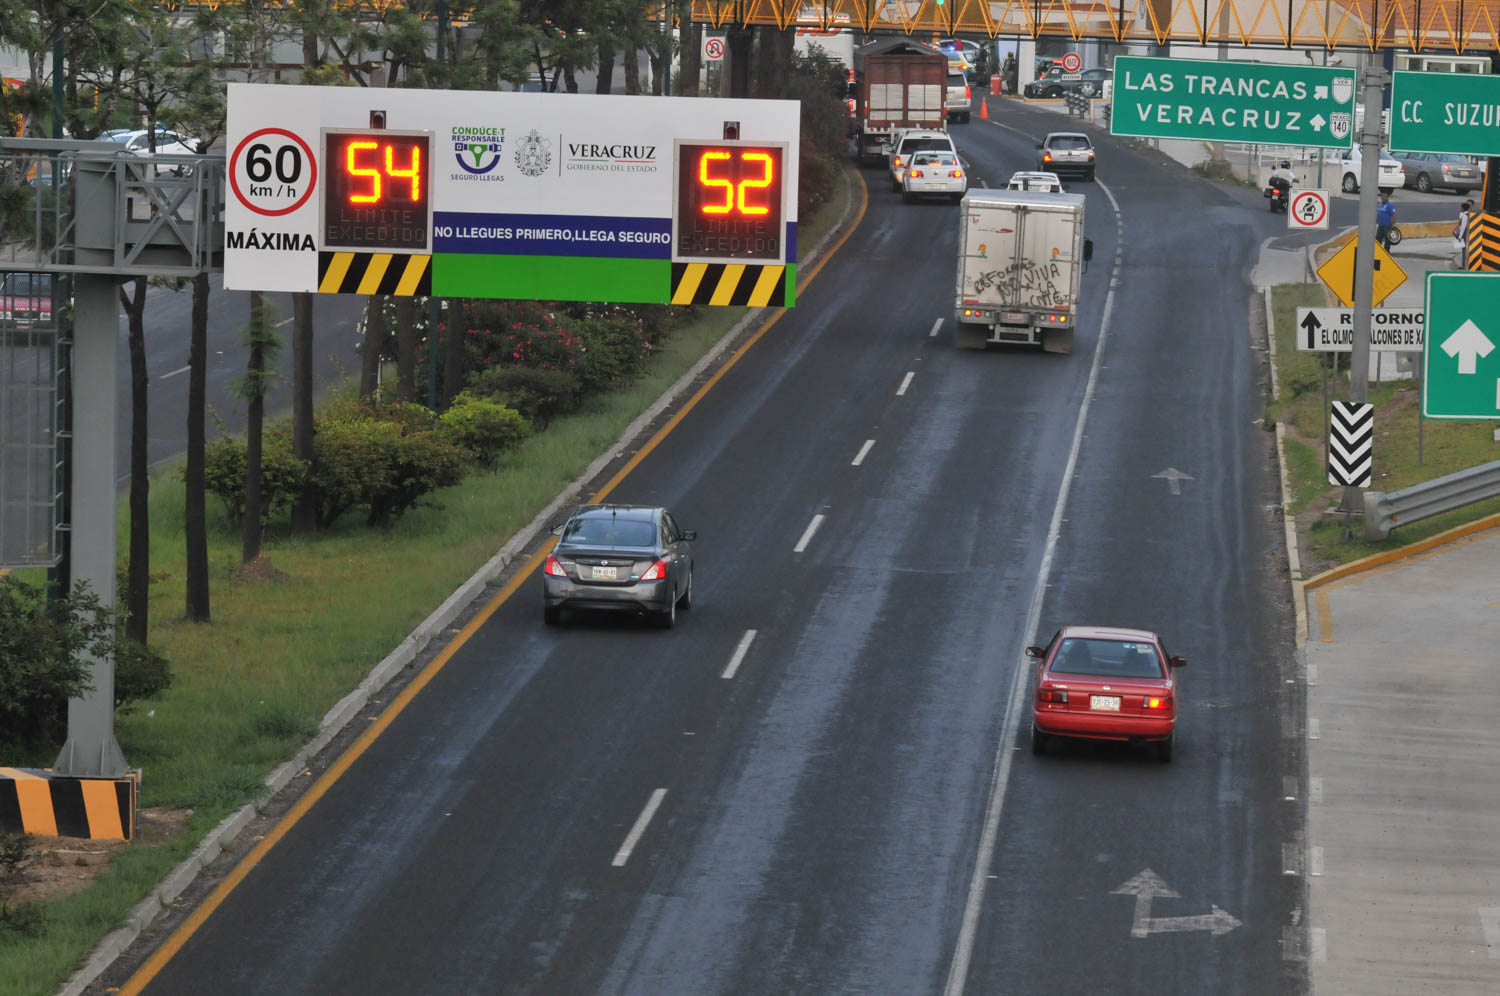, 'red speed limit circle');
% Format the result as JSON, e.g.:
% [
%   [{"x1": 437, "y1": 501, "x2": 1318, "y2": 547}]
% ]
[
  {"x1": 230, "y1": 128, "x2": 318, "y2": 217},
  {"x1": 1290, "y1": 190, "x2": 1329, "y2": 228},
  {"x1": 1060, "y1": 52, "x2": 1083, "y2": 73}
]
